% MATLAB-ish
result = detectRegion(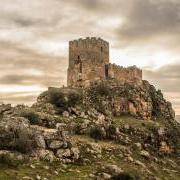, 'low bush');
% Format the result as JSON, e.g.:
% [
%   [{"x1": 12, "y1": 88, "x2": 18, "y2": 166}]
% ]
[
  {"x1": 68, "y1": 92, "x2": 82, "y2": 107},
  {"x1": 48, "y1": 89, "x2": 67, "y2": 109},
  {"x1": 48, "y1": 89, "x2": 82, "y2": 111},
  {"x1": 112, "y1": 172, "x2": 140, "y2": 180},
  {"x1": 15, "y1": 128, "x2": 38, "y2": 154},
  {"x1": 106, "y1": 124, "x2": 117, "y2": 138},
  {"x1": 20, "y1": 109, "x2": 40, "y2": 125},
  {"x1": 89, "y1": 126, "x2": 105, "y2": 140}
]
